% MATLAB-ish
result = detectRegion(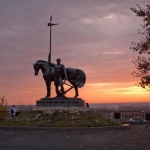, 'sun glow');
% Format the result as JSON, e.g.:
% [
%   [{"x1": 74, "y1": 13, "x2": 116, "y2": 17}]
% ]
[
  {"x1": 82, "y1": 82, "x2": 150, "y2": 103},
  {"x1": 6, "y1": 81, "x2": 150, "y2": 105},
  {"x1": 86, "y1": 82, "x2": 149, "y2": 95}
]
